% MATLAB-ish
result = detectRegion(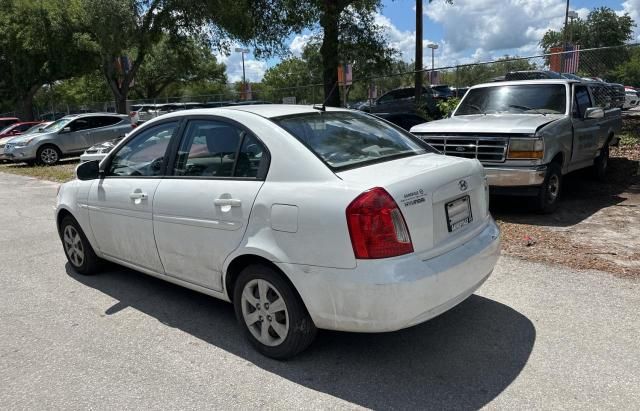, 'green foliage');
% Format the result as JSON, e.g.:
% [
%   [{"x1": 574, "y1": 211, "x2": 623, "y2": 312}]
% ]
[
  {"x1": 436, "y1": 97, "x2": 460, "y2": 117},
  {"x1": 611, "y1": 48, "x2": 640, "y2": 86},
  {"x1": 0, "y1": 0, "x2": 97, "y2": 118},
  {"x1": 132, "y1": 36, "x2": 227, "y2": 99},
  {"x1": 539, "y1": 7, "x2": 635, "y2": 76},
  {"x1": 439, "y1": 56, "x2": 537, "y2": 87}
]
